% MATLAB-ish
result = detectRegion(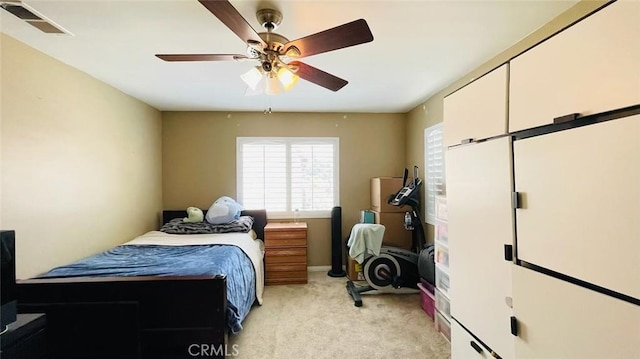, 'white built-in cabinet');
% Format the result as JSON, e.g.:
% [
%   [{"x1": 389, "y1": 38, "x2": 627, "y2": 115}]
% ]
[
  {"x1": 451, "y1": 320, "x2": 493, "y2": 359},
  {"x1": 512, "y1": 266, "x2": 640, "y2": 359},
  {"x1": 443, "y1": 64, "x2": 508, "y2": 147},
  {"x1": 447, "y1": 138, "x2": 514, "y2": 359},
  {"x1": 509, "y1": 0, "x2": 640, "y2": 132},
  {"x1": 514, "y1": 114, "x2": 640, "y2": 300},
  {"x1": 443, "y1": 1, "x2": 640, "y2": 358}
]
